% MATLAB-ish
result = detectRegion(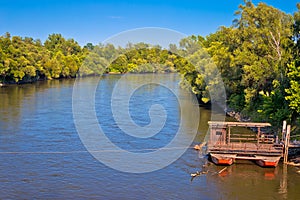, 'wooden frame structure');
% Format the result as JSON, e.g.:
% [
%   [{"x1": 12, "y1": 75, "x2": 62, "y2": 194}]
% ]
[{"x1": 207, "y1": 121, "x2": 284, "y2": 167}]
